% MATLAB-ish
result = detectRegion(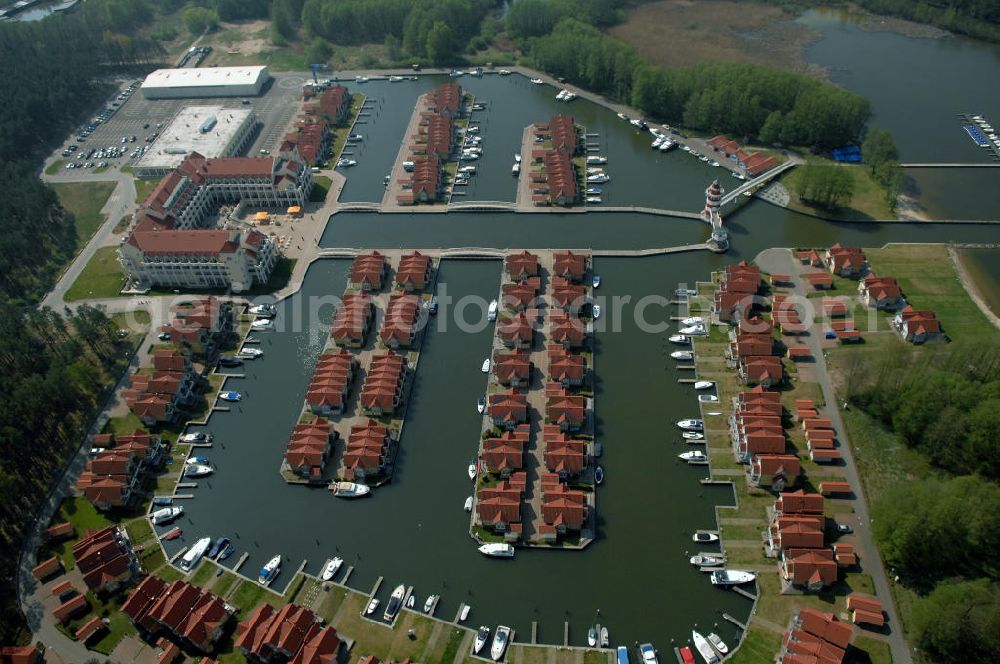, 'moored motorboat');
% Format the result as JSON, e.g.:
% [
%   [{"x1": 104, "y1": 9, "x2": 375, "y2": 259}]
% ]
[
  {"x1": 389, "y1": 75, "x2": 404, "y2": 82},
  {"x1": 464, "y1": 496, "x2": 473, "y2": 512},
  {"x1": 707, "y1": 633, "x2": 729, "y2": 655},
  {"x1": 321, "y1": 557, "x2": 343, "y2": 581},
  {"x1": 218, "y1": 543, "x2": 235, "y2": 561},
  {"x1": 698, "y1": 395, "x2": 719, "y2": 403},
  {"x1": 690, "y1": 553, "x2": 725, "y2": 567},
  {"x1": 592, "y1": 304, "x2": 601, "y2": 319},
  {"x1": 595, "y1": 465, "x2": 604, "y2": 485},
  {"x1": 679, "y1": 646, "x2": 696, "y2": 664},
  {"x1": 218, "y1": 355, "x2": 243, "y2": 367},
  {"x1": 329, "y1": 482, "x2": 371, "y2": 498},
  {"x1": 617, "y1": 646, "x2": 630, "y2": 664},
  {"x1": 675, "y1": 288, "x2": 698, "y2": 297},
  {"x1": 179, "y1": 431, "x2": 212, "y2": 444},
  {"x1": 239, "y1": 347, "x2": 263, "y2": 358},
  {"x1": 475, "y1": 626, "x2": 491, "y2": 654},
  {"x1": 488, "y1": 299, "x2": 498, "y2": 321},
  {"x1": 586, "y1": 173, "x2": 610, "y2": 183},
  {"x1": 670, "y1": 351, "x2": 694, "y2": 361},
  {"x1": 477, "y1": 397, "x2": 486, "y2": 414},
  {"x1": 586, "y1": 196, "x2": 602, "y2": 204},
  {"x1": 180, "y1": 537, "x2": 211, "y2": 571},
  {"x1": 258, "y1": 555, "x2": 281, "y2": 586},
  {"x1": 365, "y1": 598, "x2": 380, "y2": 615},
  {"x1": 151, "y1": 506, "x2": 183, "y2": 525},
  {"x1": 244, "y1": 336, "x2": 260, "y2": 344},
  {"x1": 692, "y1": 631, "x2": 720, "y2": 664},
  {"x1": 682, "y1": 317, "x2": 705, "y2": 326},
  {"x1": 491, "y1": 625, "x2": 511, "y2": 661},
  {"x1": 586, "y1": 187, "x2": 602, "y2": 195},
  {"x1": 481, "y1": 358, "x2": 491, "y2": 373},
  {"x1": 511, "y1": 162, "x2": 520, "y2": 175},
  {"x1": 184, "y1": 463, "x2": 214, "y2": 478},
  {"x1": 679, "y1": 325, "x2": 706, "y2": 335},
  {"x1": 468, "y1": 462, "x2": 478, "y2": 480},
  {"x1": 587, "y1": 627, "x2": 597, "y2": 647},
  {"x1": 677, "y1": 419, "x2": 703, "y2": 430},
  {"x1": 337, "y1": 158, "x2": 357, "y2": 167},
  {"x1": 152, "y1": 496, "x2": 173, "y2": 506},
  {"x1": 161, "y1": 527, "x2": 182, "y2": 541},
  {"x1": 682, "y1": 431, "x2": 704, "y2": 440},
  {"x1": 185, "y1": 456, "x2": 209, "y2": 465},
  {"x1": 250, "y1": 318, "x2": 274, "y2": 331},
  {"x1": 600, "y1": 627, "x2": 609, "y2": 647},
  {"x1": 384, "y1": 584, "x2": 405, "y2": 621},
  {"x1": 218, "y1": 391, "x2": 241, "y2": 402},
  {"x1": 592, "y1": 274, "x2": 601, "y2": 289},
  {"x1": 249, "y1": 303, "x2": 276, "y2": 317},
  {"x1": 639, "y1": 643, "x2": 658, "y2": 664},
  {"x1": 423, "y1": 595, "x2": 437, "y2": 613},
  {"x1": 530, "y1": 78, "x2": 543, "y2": 84},
  {"x1": 692, "y1": 530, "x2": 719, "y2": 543},
  {"x1": 208, "y1": 537, "x2": 230, "y2": 559},
  {"x1": 694, "y1": 380, "x2": 715, "y2": 390},
  {"x1": 459, "y1": 604, "x2": 470, "y2": 622},
  {"x1": 586, "y1": 155, "x2": 607, "y2": 165},
  {"x1": 406, "y1": 595, "x2": 414, "y2": 608},
  {"x1": 679, "y1": 450, "x2": 707, "y2": 463},
  {"x1": 669, "y1": 334, "x2": 690, "y2": 344},
  {"x1": 478, "y1": 543, "x2": 515, "y2": 558},
  {"x1": 710, "y1": 569, "x2": 756, "y2": 586}
]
